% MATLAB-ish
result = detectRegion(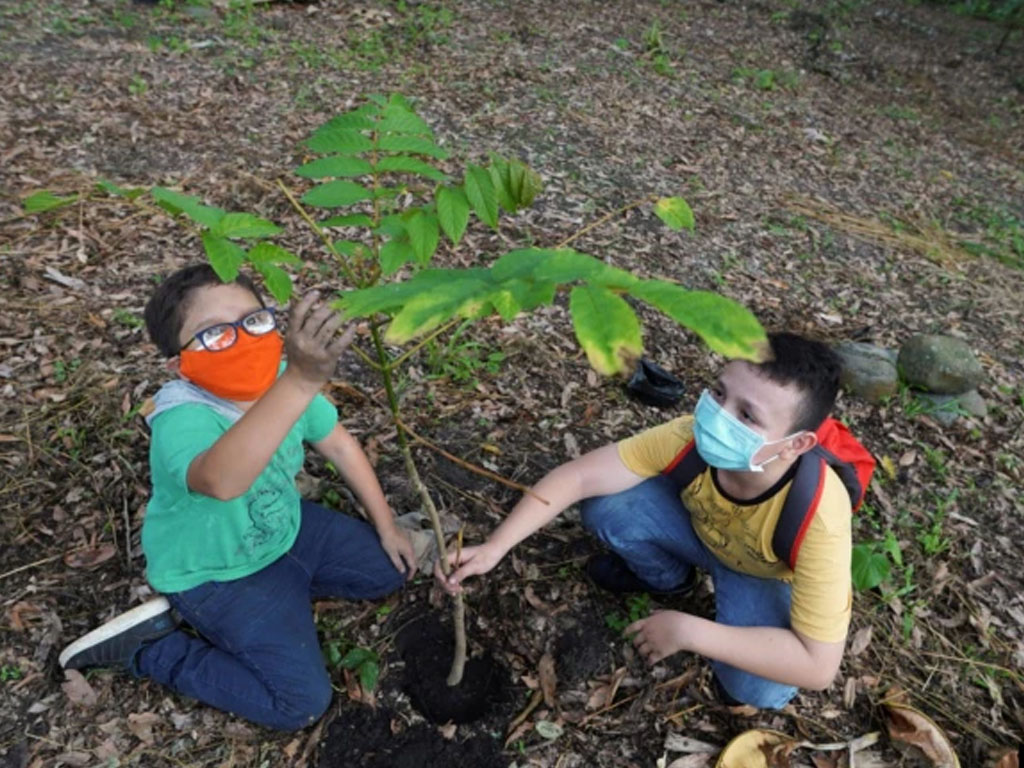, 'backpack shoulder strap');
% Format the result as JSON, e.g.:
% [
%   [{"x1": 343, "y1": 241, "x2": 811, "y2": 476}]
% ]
[
  {"x1": 773, "y1": 448, "x2": 829, "y2": 571},
  {"x1": 662, "y1": 440, "x2": 707, "y2": 491}
]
